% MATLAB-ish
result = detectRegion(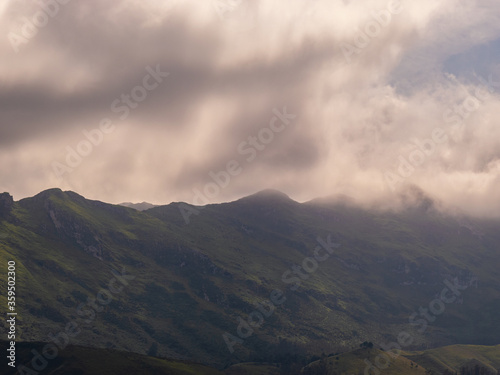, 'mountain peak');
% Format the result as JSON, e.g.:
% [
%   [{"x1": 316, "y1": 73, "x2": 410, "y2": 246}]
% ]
[
  {"x1": 241, "y1": 189, "x2": 294, "y2": 203},
  {"x1": 0, "y1": 192, "x2": 14, "y2": 216},
  {"x1": 36, "y1": 187, "x2": 64, "y2": 196},
  {"x1": 397, "y1": 184, "x2": 436, "y2": 212},
  {"x1": 306, "y1": 193, "x2": 356, "y2": 206},
  {"x1": 31, "y1": 188, "x2": 87, "y2": 202},
  {"x1": 229, "y1": 189, "x2": 297, "y2": 209}
]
